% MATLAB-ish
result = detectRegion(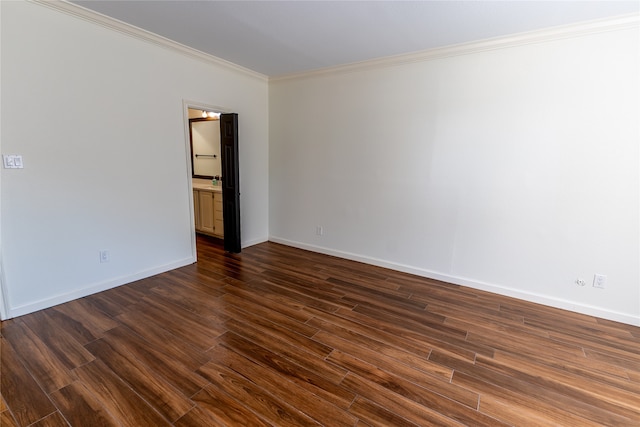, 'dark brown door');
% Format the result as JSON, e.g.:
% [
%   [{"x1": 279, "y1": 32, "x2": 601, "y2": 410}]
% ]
[{"x1": 220, "y1": 113, "x2": 241, "y2": 253}]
